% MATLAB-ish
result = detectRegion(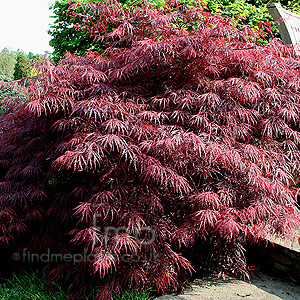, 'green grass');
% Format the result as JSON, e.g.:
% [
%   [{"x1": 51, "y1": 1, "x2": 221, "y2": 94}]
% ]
[
  {"x1": 115, "y1": 290, "x2": 154, "y2": 300},
  {"x1": 0, "y1": 271, "x2": 67, "y2": 300},
  {"x1": 0, "y1": 270, "x2": 154, "y2": 300}
]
